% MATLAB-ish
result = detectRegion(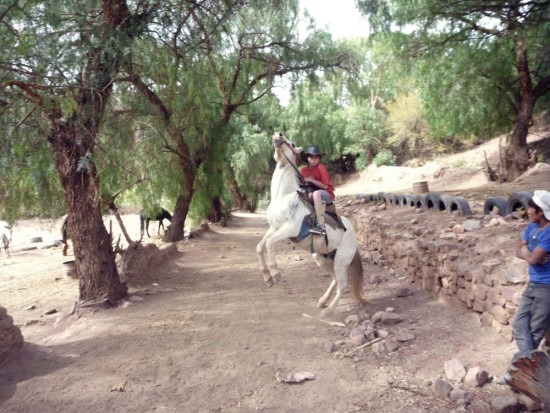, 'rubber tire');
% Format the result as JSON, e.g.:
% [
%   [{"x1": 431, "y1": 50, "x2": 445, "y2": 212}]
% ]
[
  {"x1": 483, "y1": 196, "x2": 507, "y2": 216},
  {"x1": 414, "y1": 195, "x2": 429, "y2": 210},
  {"x1": 447, "y1": 196, "x2": 472, "y2": 216},
  {"x1": 388, "y1": 194, "x2": 400, "y2": 206},
  {"x1": 437, "y1": 195, "x2": 453, "y2": 212},
  {"x1": 398, "y1": 194, "x2": 409, "y2": 207},
  {"x1": 405, "y1": 194, "x2": 418, "y2": 208},
  {"x1": 425, "y1": 192, "x2": 441, "y2": 210},
  {"x1": 506, "y1": 191, "x2": 533, "y2": 216}
]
